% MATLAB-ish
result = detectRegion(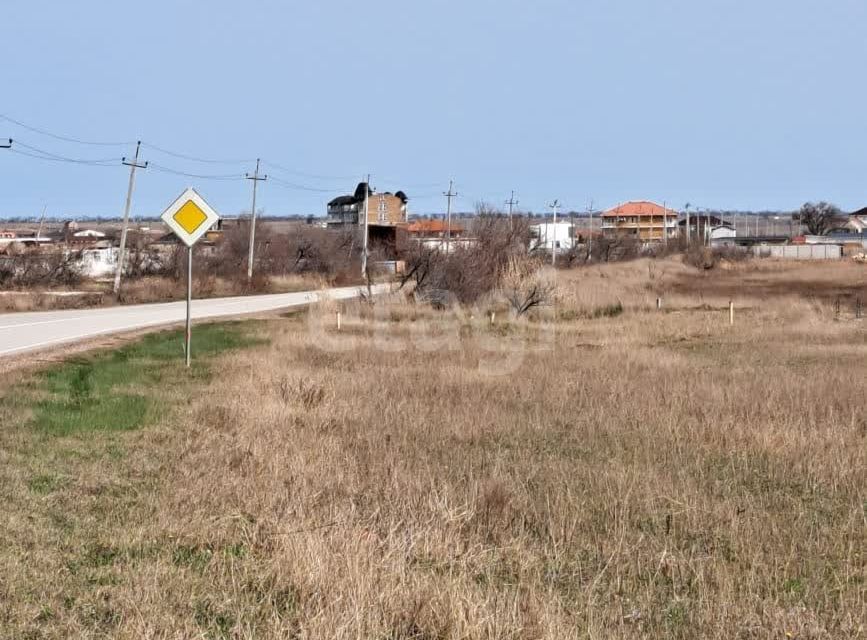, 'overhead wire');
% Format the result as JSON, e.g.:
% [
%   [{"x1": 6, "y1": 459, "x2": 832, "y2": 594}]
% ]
[
  {"x1": 261, "y1": 160, "x2": 356, "y2": 182},
  {"x1": 10, "y1": 142, "x2": 119, "y2": 166},
  {"x1": 0, "y1": 113, "x2": 134, "y2": 147},
  {"x1": 0, "y1": 114, "x2": 481, "y2": 200},
  {"x1": 147, "y1": 162, "x2": 247, "y2": 181},
  {"x1": 267, "y1": 176, "x2": 344, "y2": 193},
  {"x1": 141, "y1": 142, "x2": 255, "y2": 166}
]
